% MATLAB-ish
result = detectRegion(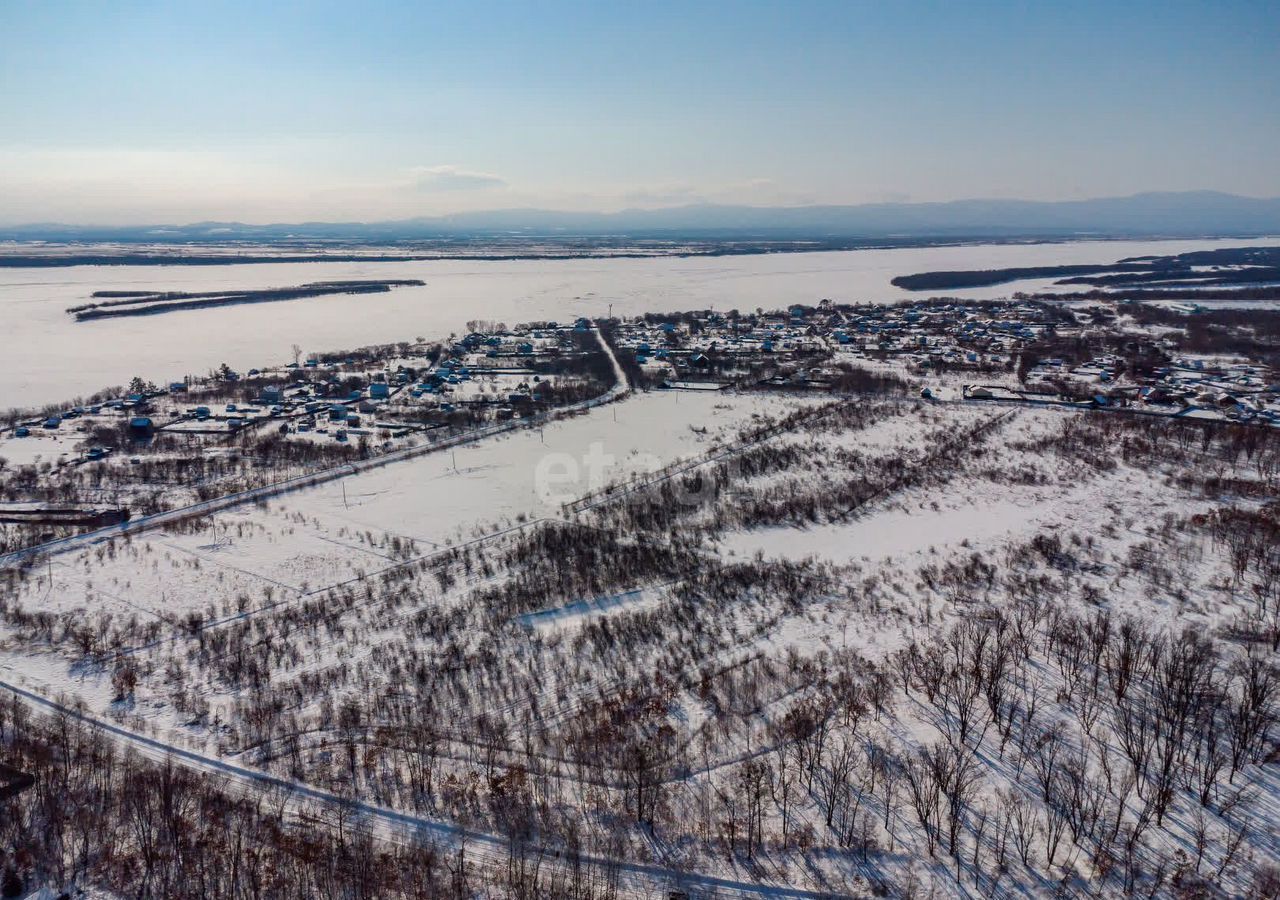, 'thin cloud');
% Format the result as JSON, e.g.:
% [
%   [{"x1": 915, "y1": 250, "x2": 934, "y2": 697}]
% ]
[
  {"x1": 410, "y1": 165, "x2": 507, "y2": 192},
  {"x1": 622, "y1": 185, "x2": 707, "y2": 206},
  {"x1": 619, "y1": 178, "x2": 820, "y2": 208}
]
